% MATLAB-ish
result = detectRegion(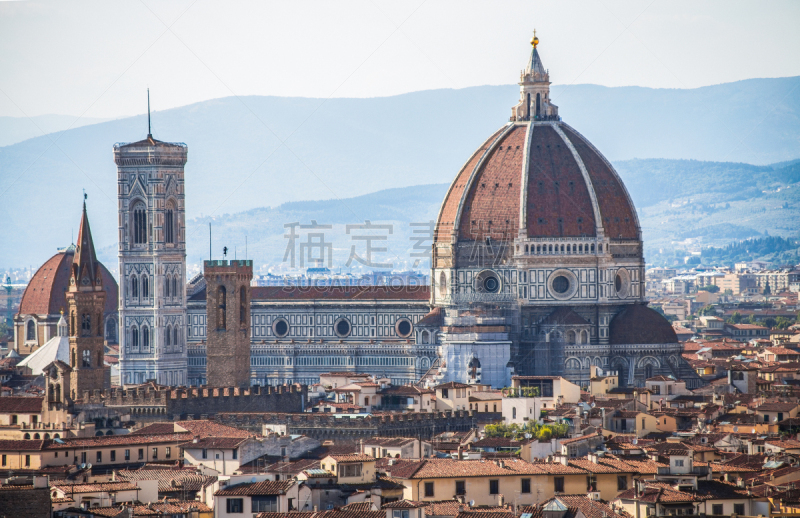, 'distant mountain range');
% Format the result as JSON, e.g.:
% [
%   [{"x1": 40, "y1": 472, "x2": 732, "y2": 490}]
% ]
[
  {"x1": 1, "y1": 76, "x2": 799, "y2": 270},
  {"x1": 0, "y1": 114, "x2": 112, "y2": 147}
]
